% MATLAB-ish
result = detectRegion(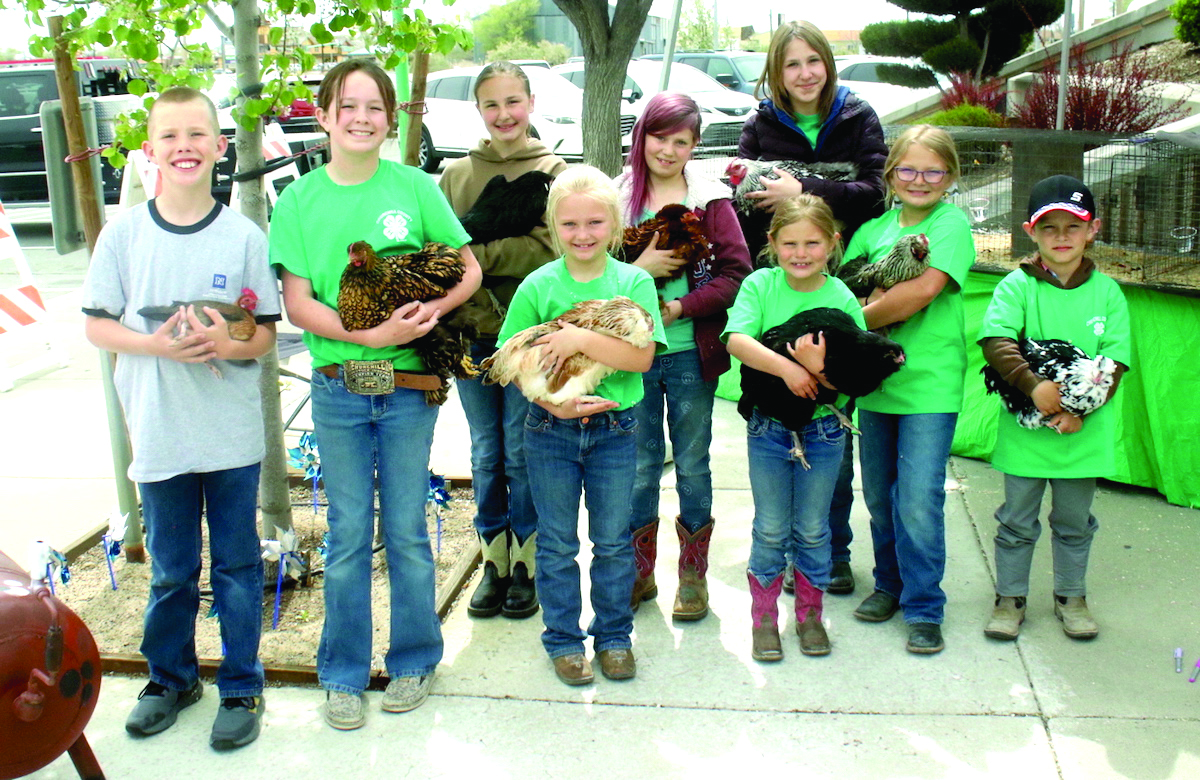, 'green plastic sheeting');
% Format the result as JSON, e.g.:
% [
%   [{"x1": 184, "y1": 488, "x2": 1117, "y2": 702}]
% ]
[{"x1": 715, "y1": 271, "x2": 1200, "y2": 508}]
